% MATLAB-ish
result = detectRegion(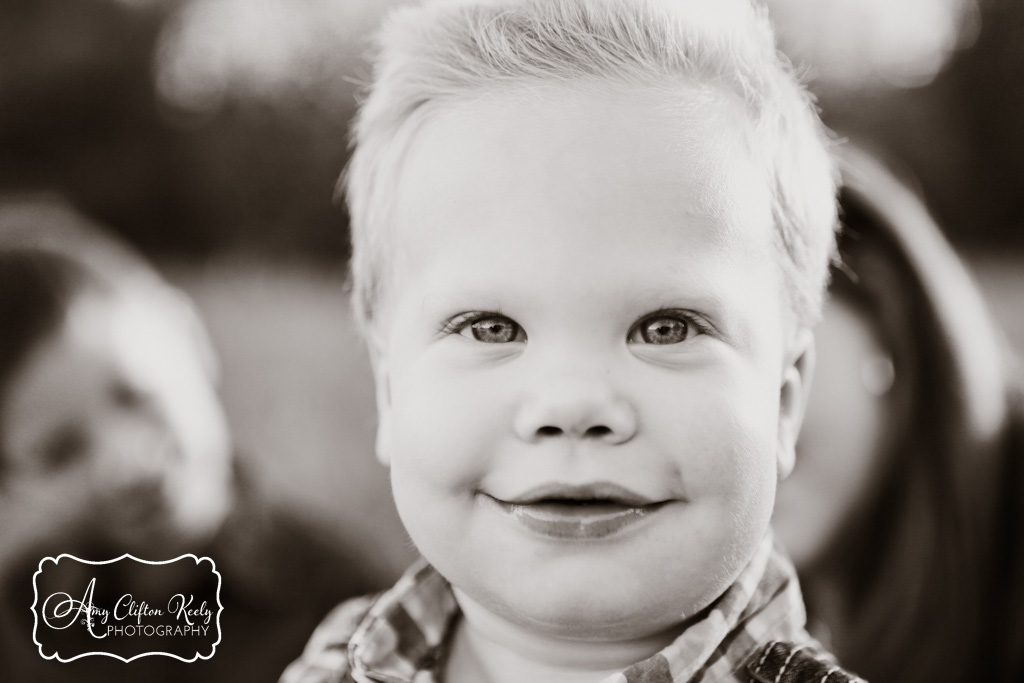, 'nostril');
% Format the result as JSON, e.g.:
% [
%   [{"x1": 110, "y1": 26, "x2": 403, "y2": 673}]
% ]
[
  {"x1": 585, "y1": 425, "x2": 611, "y2": 438},
  {"x1": 537, "y1": 426, "x2": 563, "y2": 437}
]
